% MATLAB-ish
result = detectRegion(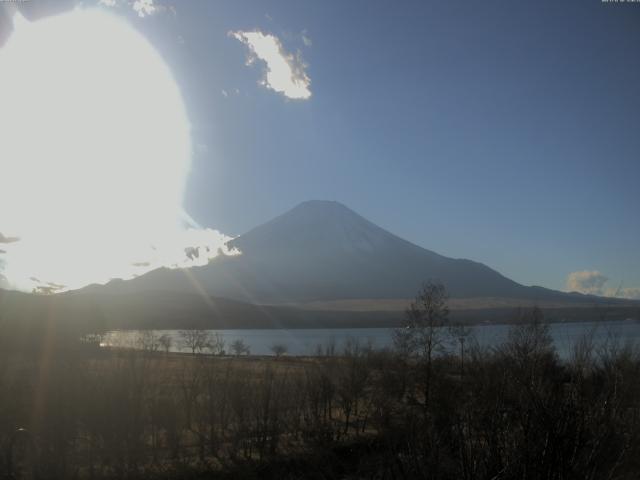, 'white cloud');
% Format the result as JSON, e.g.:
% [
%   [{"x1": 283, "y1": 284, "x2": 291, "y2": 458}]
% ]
[
  {"x1": 98, "y1": 0, "x2": 159, "y2": 18},
  {"x1": 132, "y1": 0, "x2": 156, "y2": 18},
  {"x1": 301, "y1": 30, "x2": 312, "y2": 47},
  {"x1": 230, "y1": 30, "x2": 311, "y2": 100},
  {"x1": 620, "y1": 288, "x2": 640, "y2": 300},
  {"x1": 566, "y1": 270, "x2": 640, "y2": 300},
  {"x1": 605, "y1": 287, "x2": 640, "y2": 300},
  {"x1": 0, "y1": 225, "x2": 239, "y2": 293},
  {"x1": 566, "y1": 270, "x2": 609, "y2": 295}
]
